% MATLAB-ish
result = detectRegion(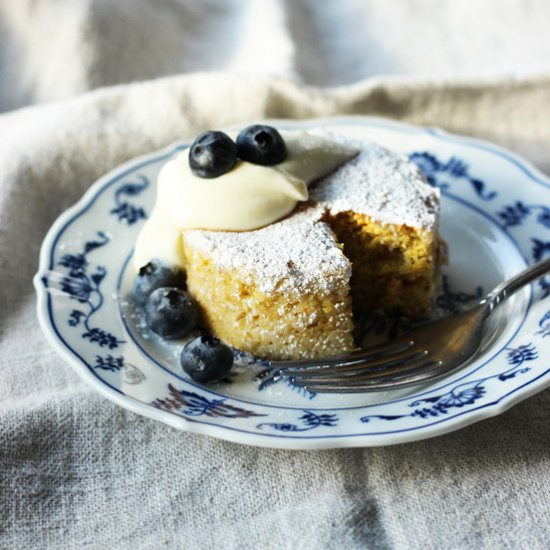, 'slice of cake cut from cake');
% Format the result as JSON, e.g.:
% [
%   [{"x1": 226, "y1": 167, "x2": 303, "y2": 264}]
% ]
[{"x1": 182, "y1": 206, "x2": 355, "y2": 360}]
